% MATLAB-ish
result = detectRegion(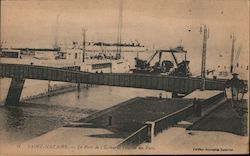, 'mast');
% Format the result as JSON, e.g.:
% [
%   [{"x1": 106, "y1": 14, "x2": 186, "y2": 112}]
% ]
[
  {"x1": 82, "y1": 28, "x2": 86, "y2": 63},
  {"x1": 200, "y1": 25, "x2": 209, "y2": 90},
  {"x1": 201, "y1": 25, "x2": 208, "y2": 79},
  {"x1": 54, "y1": 15, "x2": 60, "y2": 49},
  {"x1": 116, "y1": 0, "x2": 123, "y2": 59},
  {"x1": 230, "y1": 33, "x2": 236, "y2": 73}
]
